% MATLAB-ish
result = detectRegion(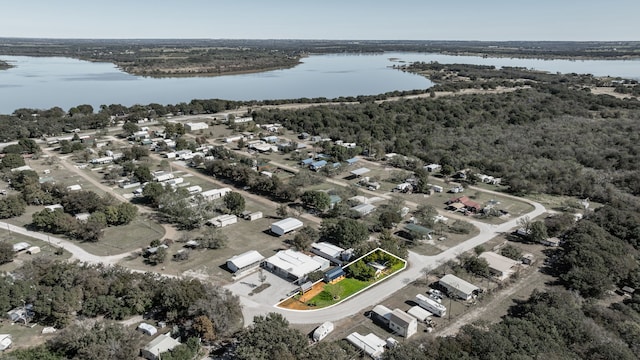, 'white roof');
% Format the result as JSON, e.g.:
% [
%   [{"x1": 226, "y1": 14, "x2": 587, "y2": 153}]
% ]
[
  {"x1": 201, "y1": 187, "x2": 231, "y2": 196},
  {"x1": 407, "y1": 306, "x2": 432, "y2": 321},
  {"x1": 439, "y1": 274, "x2": 479, "y2": 296},
  {"x1": 137, "y1": 322, "x2": 157, "y2": 335},
  {"x1": 390, "y1": 309, "x2": 416, "y2": 327},
  {"x1": 350, "y1": 167, "x2": 370, "y2": 176},
  {"x1": 479, "y1": 252, "x2": 519, "y2": 274},
  {"x1": 346, "y1": 332, "x2": 386, "y2": 358},
  {"x1": 311, "y1": 242, "x2": 344, "y2": 258},
  {"x1": 227, "y1": 250, "x2": 264, "y2": 269},
  {"x1": 0, "y1": 334, "x2": 11, "y2": 351},
  {"x1": 271, "y1": 217, "x2": 303, "y2": 231},
  {"x1": 142, "y1": 334, "x2": 181, "y2": 357},
  {"x1": 351, "y1": 203, "x2": 376, "y2": 214},
  {"x1": 265, "y1": 249, "x2": 323, "y2": 279},
  {"x1": 13, "y1": 242, "x2": 31, "y2": 252}
]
